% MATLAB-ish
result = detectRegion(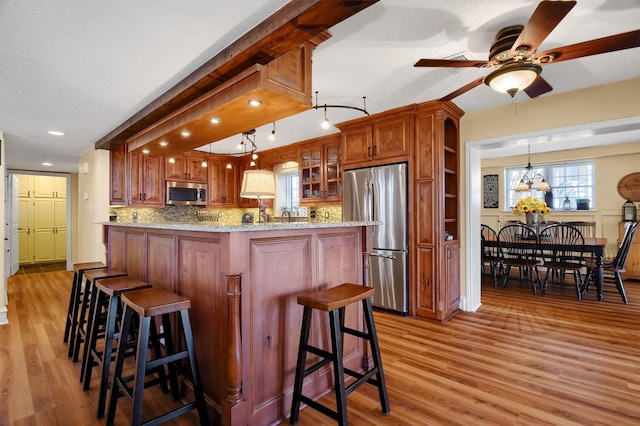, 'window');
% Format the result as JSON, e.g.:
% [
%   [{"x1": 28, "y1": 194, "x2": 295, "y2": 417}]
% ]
[
  {"x1": 506, "y1": 161, "x2": 594, "y2": 211},
  {"x1": 286, "y1": 173, "x2": 300, "y2": 210}
]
